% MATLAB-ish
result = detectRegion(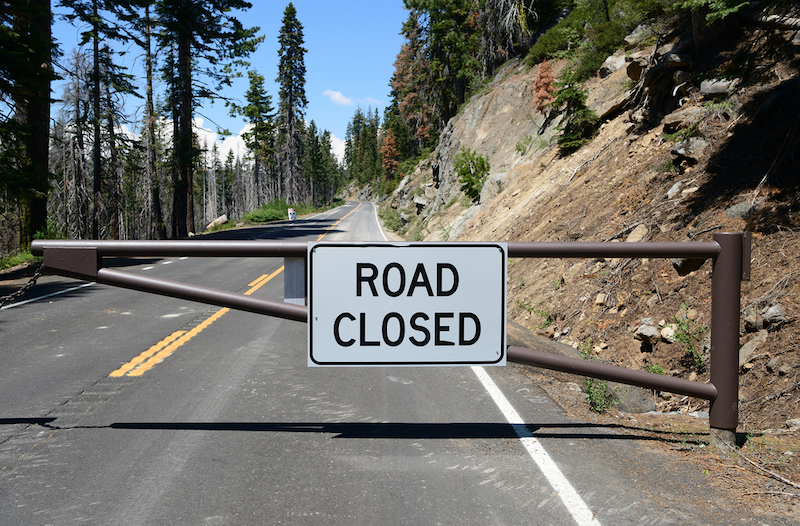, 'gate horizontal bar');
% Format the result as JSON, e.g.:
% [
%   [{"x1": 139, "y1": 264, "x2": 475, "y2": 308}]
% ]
[
  {"x1": 33, "y1": 240, "x2": 722, "y2": 260},
  {"x1": 96, "y1": 268, "x2": 308, "y2": 323},
  {"x1": 507, "y1": 346, "x2": 718, "y2": 400},
  {"x1": 506, "y1": 241, "x2": 720, "y2": 259},
  {"x1": 32, "y1": 240, "x2": 309, "y2": 258}
]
